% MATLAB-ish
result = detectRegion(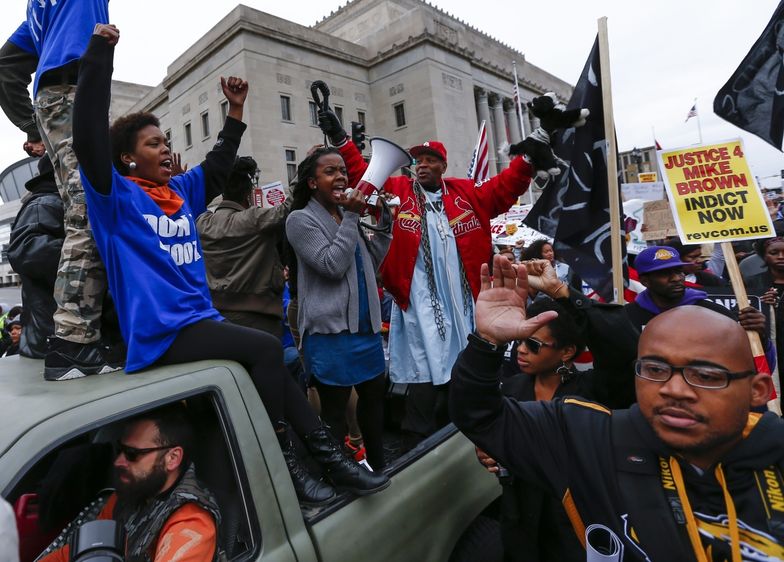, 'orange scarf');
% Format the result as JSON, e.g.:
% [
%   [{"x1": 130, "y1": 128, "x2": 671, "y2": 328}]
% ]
[{"x1": 128, "y1": 176, "x2": 185, "y2": 216}]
